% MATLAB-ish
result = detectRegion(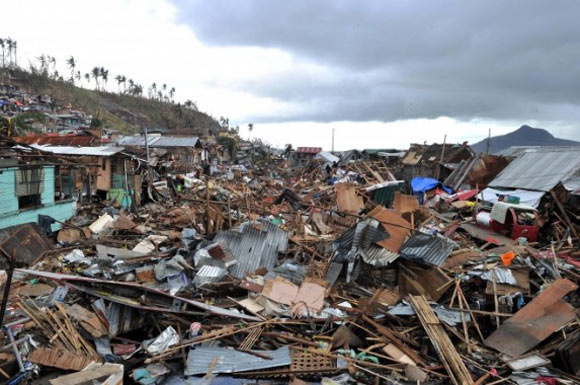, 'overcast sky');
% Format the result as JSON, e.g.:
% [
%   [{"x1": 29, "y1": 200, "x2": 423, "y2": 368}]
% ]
[{"x1": 3, "y1": 0, "x2": 580, "y2": 149}]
